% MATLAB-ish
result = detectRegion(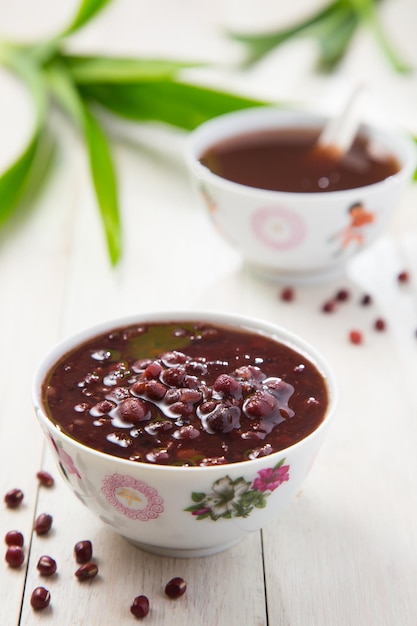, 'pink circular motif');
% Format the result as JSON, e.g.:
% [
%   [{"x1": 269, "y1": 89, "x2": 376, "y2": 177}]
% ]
[
  {"x1": 102, "y1": 473, "x2": 164, "y2": 521},
  {"x1": 252, "y1": 206, "x2": 306, "y2": 250}
]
